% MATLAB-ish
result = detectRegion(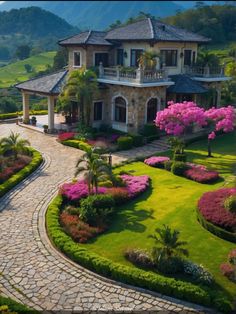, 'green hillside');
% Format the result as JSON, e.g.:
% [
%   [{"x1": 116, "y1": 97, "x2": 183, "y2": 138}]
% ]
[{"x1": 0, "y1": 51, "x2": 56, "y2": 88}]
